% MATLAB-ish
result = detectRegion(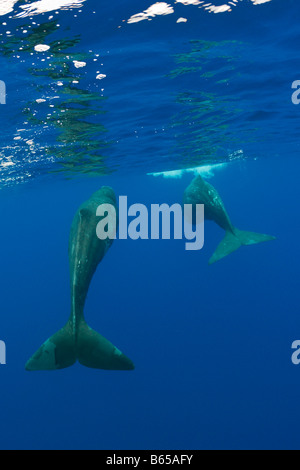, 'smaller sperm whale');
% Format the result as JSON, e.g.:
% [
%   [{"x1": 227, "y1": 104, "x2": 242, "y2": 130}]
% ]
[
  {"x1": 183, "y1": 175, "x2": 275, "y2": 264},
  {"x1": 26, "y1": 186, "x2": 134, "y2": 371}
]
